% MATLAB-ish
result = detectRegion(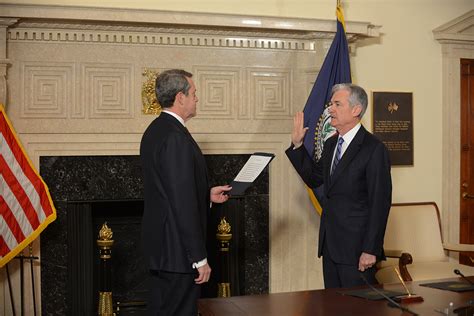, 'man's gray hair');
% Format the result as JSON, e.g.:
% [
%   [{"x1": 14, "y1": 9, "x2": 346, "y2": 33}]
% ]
[
  {"x1": 331, "y1": 83, "x2": 368, "y2": 118},
  {"x1": 155, "y1": 69, "x2": 193, "y2": 108}
]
